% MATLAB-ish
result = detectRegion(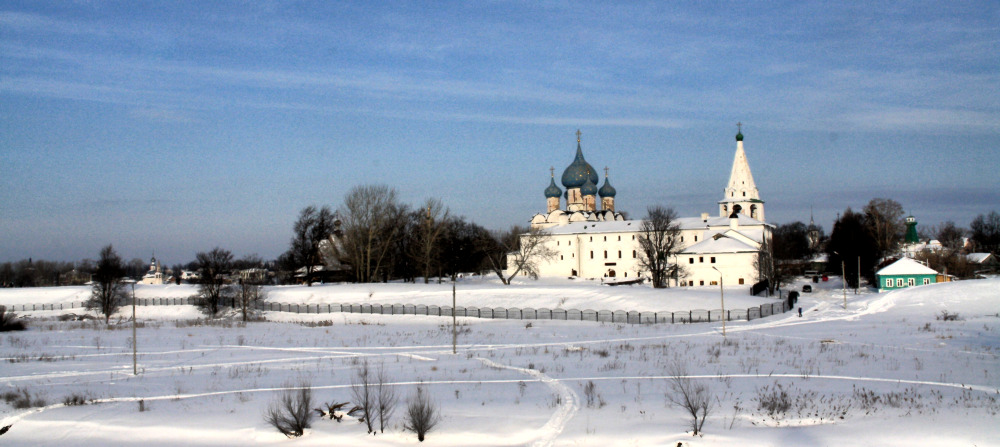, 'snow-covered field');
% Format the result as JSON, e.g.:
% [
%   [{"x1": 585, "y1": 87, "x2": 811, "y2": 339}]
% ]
[
  {"x1": 0, "y1": 276, "x2": 777, "y2": 313},
  {"x1": 1, "y1": 277, "x2": 998, "y2": 446}
]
